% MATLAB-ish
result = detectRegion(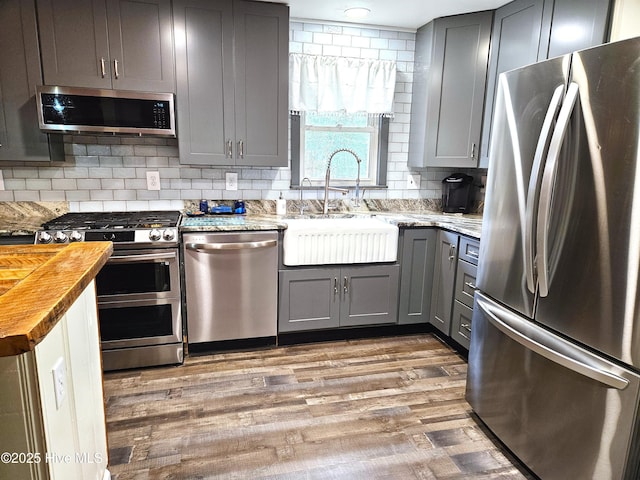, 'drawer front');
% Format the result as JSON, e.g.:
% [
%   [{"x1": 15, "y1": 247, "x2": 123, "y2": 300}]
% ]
[
  {"x1": 458, "y1": 236, "x2": 480, "y2": 265},
  {"x1": 451, "y1": 300, "x2": 473, "y2": 349},
  {"x1": 455, "y1": 259, "x2": 477, "y2": 308}
]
